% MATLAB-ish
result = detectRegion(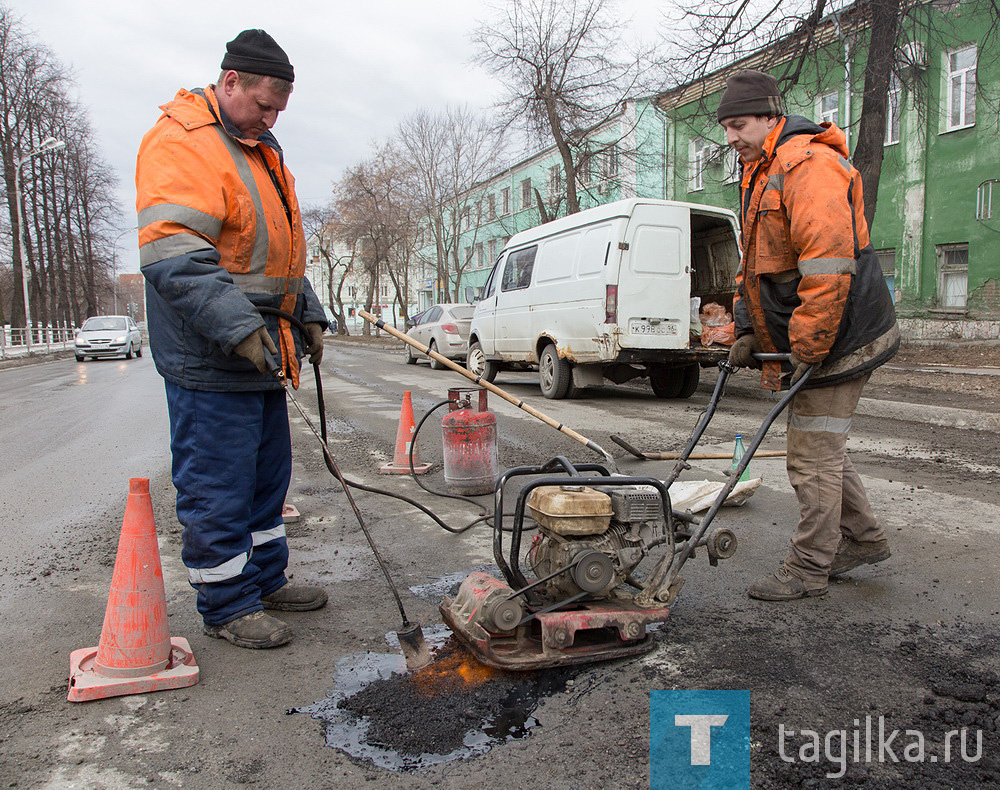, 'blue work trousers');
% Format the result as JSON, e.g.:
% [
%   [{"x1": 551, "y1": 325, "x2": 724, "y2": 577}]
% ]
[{"x1": 165, "y1": 383, "x2": 291, "y2": 625}]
